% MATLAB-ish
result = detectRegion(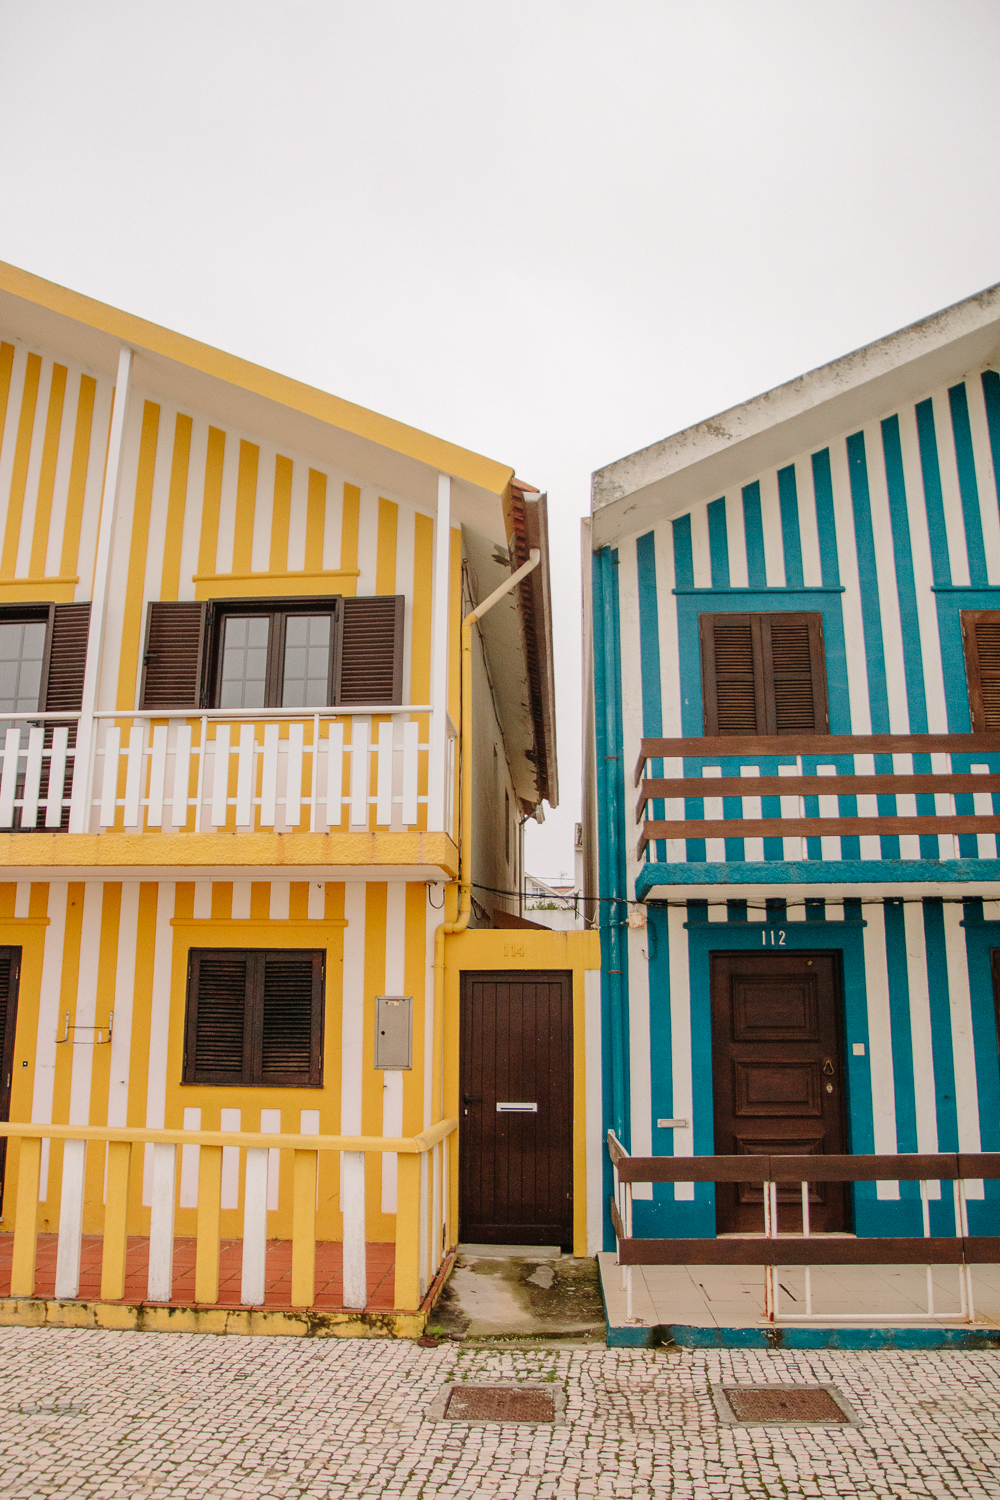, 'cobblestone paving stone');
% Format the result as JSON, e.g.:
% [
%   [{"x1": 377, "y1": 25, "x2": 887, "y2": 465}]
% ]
[{"x1": 0, "y1": 1328, "x2": 998, "y2": 1498}]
